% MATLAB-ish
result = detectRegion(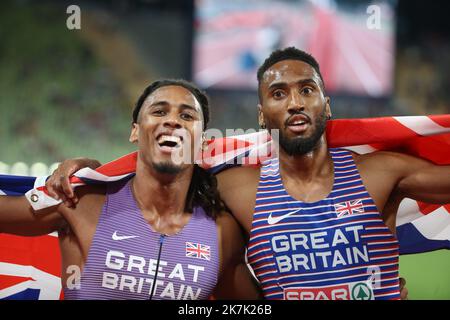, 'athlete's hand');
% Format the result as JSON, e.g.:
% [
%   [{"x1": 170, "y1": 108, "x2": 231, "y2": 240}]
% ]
[
  {"x1": 399, "y1": 277, "x2": 409, "y2": 300},
  {"x1": 46, "y1": 158, "x2": 101, "y2": 207}
]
